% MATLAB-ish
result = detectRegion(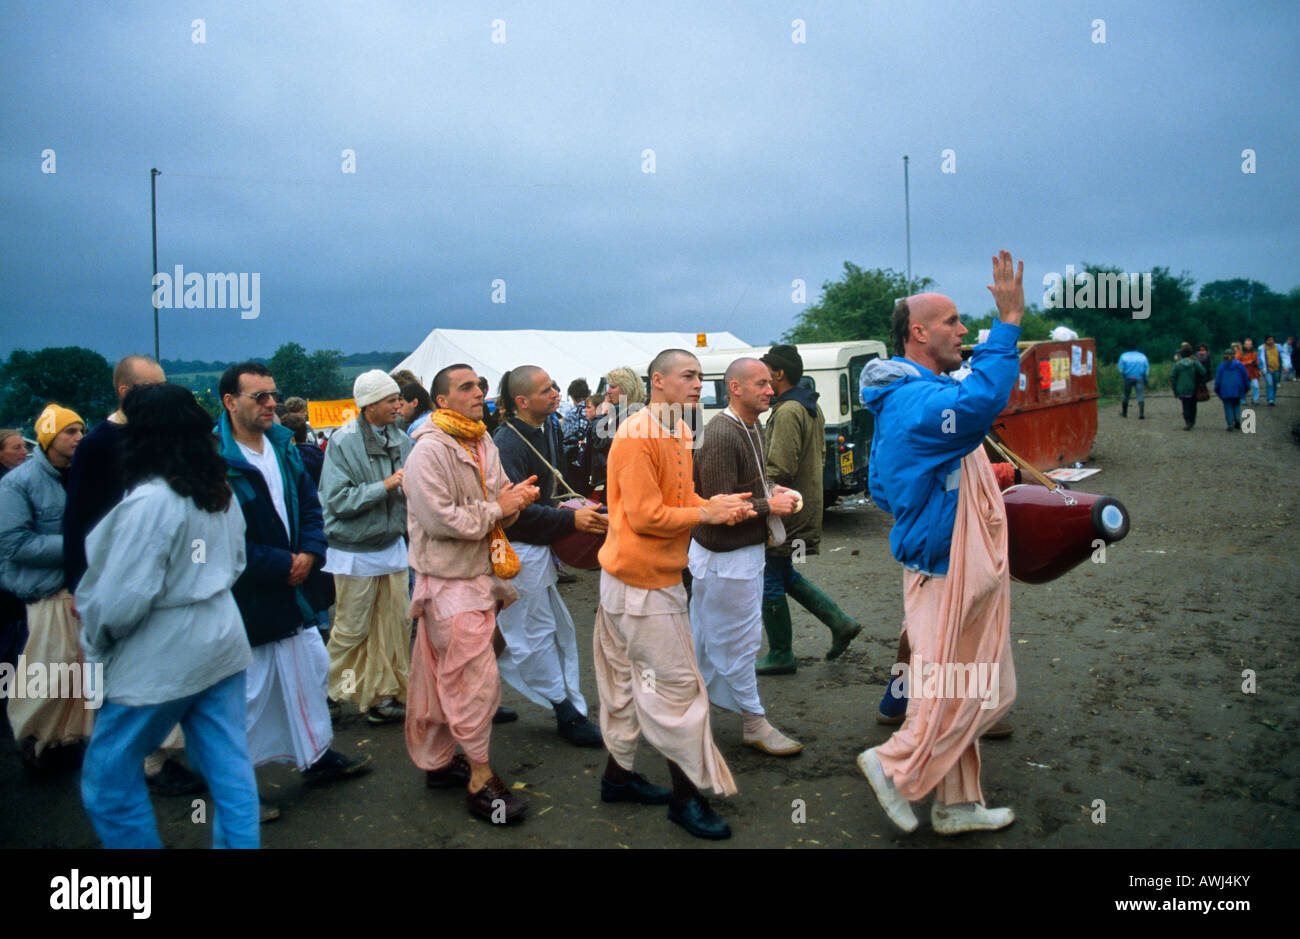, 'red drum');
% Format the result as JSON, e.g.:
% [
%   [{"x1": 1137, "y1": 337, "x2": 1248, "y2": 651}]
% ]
[
  {"x1": 1002, "y1": 484, "x2": 1129, "y2": 584},
  {"x1": 552, "y1": 497, "x2": 606, "y2": 571}
]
